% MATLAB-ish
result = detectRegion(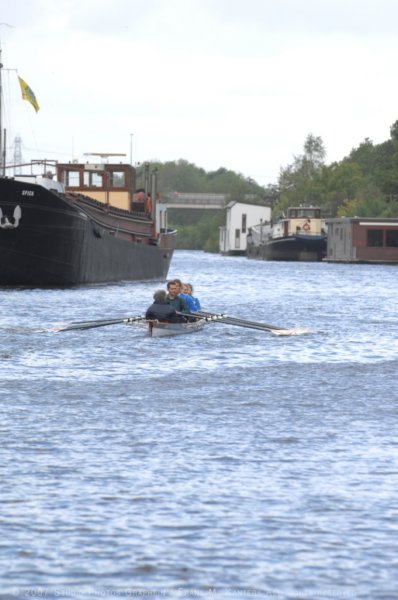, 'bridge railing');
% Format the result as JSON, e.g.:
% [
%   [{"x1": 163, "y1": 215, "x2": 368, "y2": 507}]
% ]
[
  {"x1": 163, "y1": 193, "x2": 228, "y2": 208},
  {"x1": 162, "y1": 192, "x2": 264, "y2": 209}
]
